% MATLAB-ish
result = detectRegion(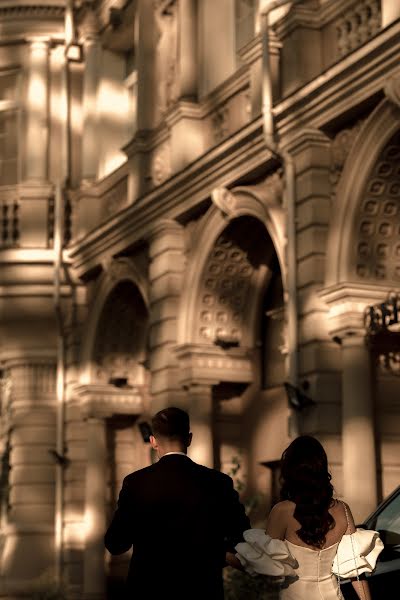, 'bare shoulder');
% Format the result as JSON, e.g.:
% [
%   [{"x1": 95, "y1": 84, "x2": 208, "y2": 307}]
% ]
[{"x1": 270, "y1": 500, "x2": 295, "y2": 515}]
